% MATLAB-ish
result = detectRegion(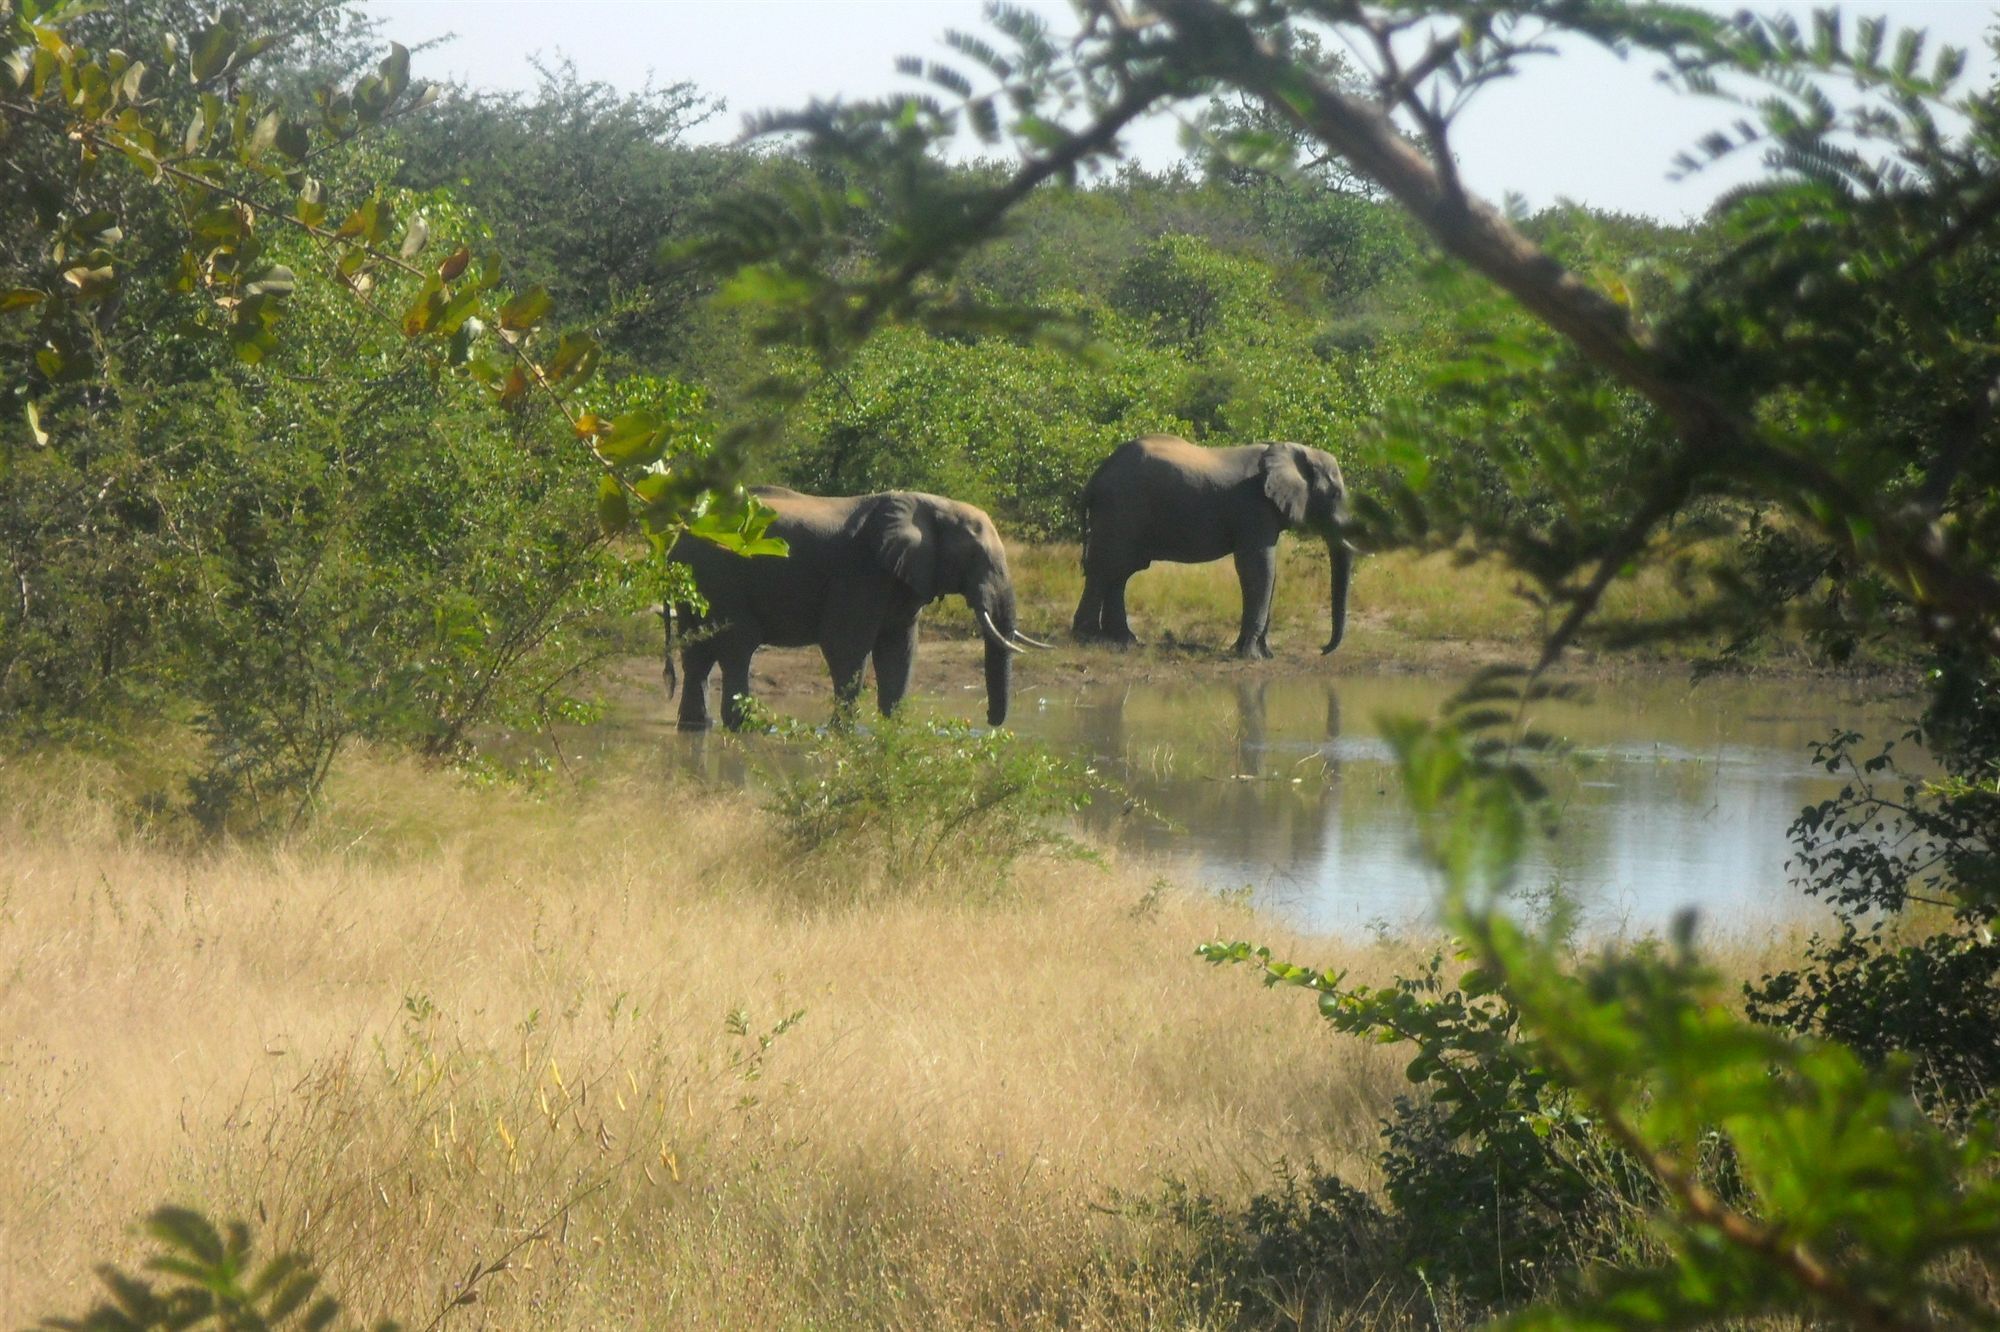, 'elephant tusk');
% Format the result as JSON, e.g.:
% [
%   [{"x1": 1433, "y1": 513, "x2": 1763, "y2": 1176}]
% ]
[
  {"x1": 1011, "y1": 631, "x2": 1055, "y2": 649},
  {"x1": 980, "y1": 611, "x2": 1025, "y2": 654}
]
